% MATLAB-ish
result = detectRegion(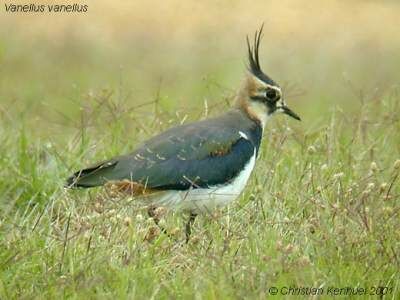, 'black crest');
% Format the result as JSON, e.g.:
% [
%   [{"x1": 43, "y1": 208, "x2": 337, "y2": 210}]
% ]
[{"x1": 247, "y1": 24, "x2": 276, "y2": 86}]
